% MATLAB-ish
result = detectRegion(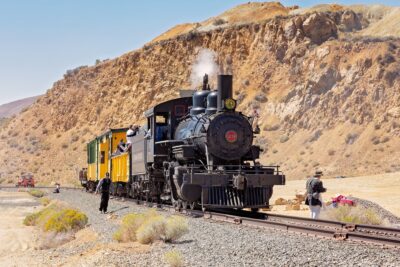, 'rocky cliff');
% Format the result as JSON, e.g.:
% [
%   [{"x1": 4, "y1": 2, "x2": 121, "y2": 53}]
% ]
[{"x1": 0, "y1": 2, "x2": 399, "y2": 184}]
